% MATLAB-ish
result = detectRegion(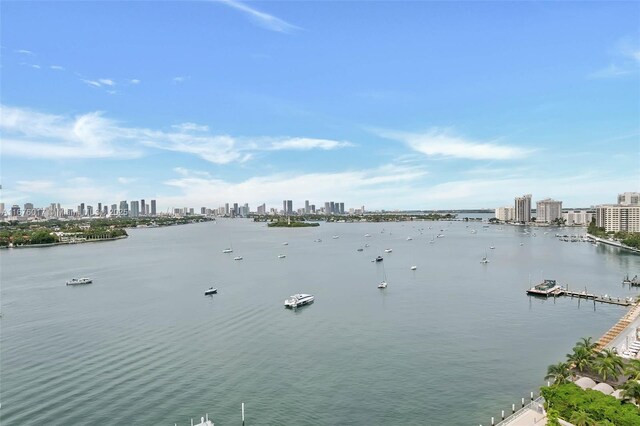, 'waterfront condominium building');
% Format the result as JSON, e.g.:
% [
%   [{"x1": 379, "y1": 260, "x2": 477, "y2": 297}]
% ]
[
  {"x1": 618, "y1": 192, "x2": 640, "y2": 206},
  {"x1": 563, "y1": 210, "x2": 594, "y2": 226},
  {"x1": 514, "y1": 194, "x2": 532, "y2": 223},
  {"x1": 130, "y1": 201, "x2": 140, "y2": 217},
  {"x1": 150, "y1": 199, "x2": 157, "y2": 216},
  {"x1": 495, "y1": 206, "x2": 515, "y2": 222},
  {"x1": 119, "y1": 201, "x2": 129, "y2": 216},
  {"x1": 596, "y1": 204, "x2": 640, "y2": 232},
  {"x1": 536, "y1": 198, "x2": 562, "y2": 223},
  {"x1": 305, "y1": 200, "x2": 310, "y2": 214},
  {"x1": 140, "y1": 199, "x2": 146, "y2": 215}
]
